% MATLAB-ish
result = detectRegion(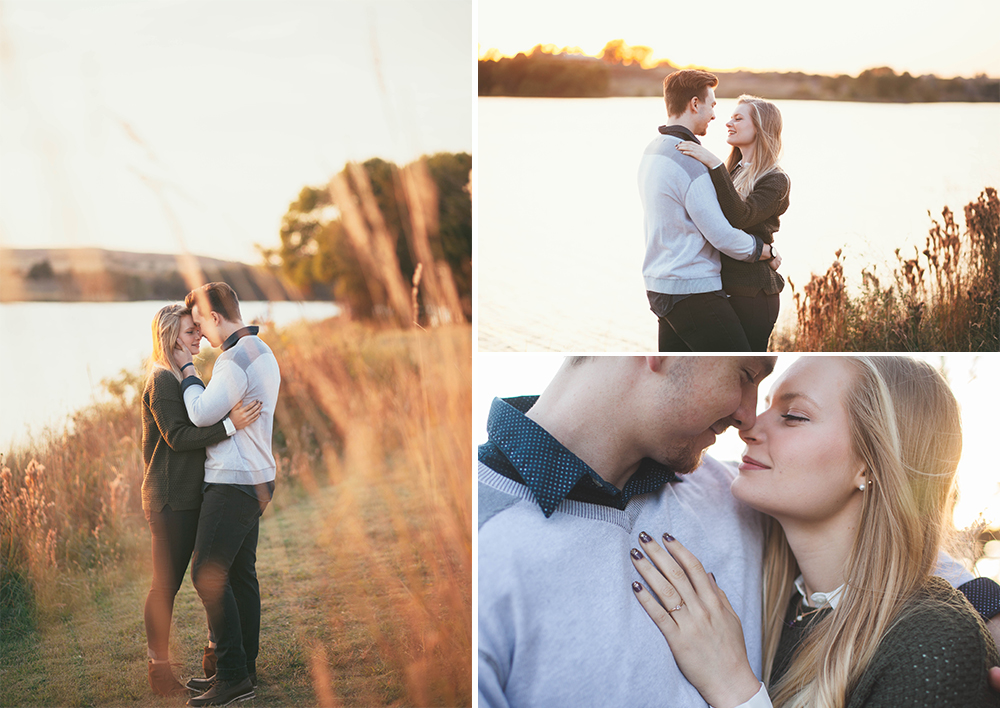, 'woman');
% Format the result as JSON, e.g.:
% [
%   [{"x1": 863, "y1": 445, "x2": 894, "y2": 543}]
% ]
[
  {"x1": 141, "y1": 304, "x2": 261, "y2": 695},
  {"x1": 676, "y1": 95, "x2": 790, "y2": 351},
  {"x1": 630, "y1": 357, "x2": 998, "y2": 707}
]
